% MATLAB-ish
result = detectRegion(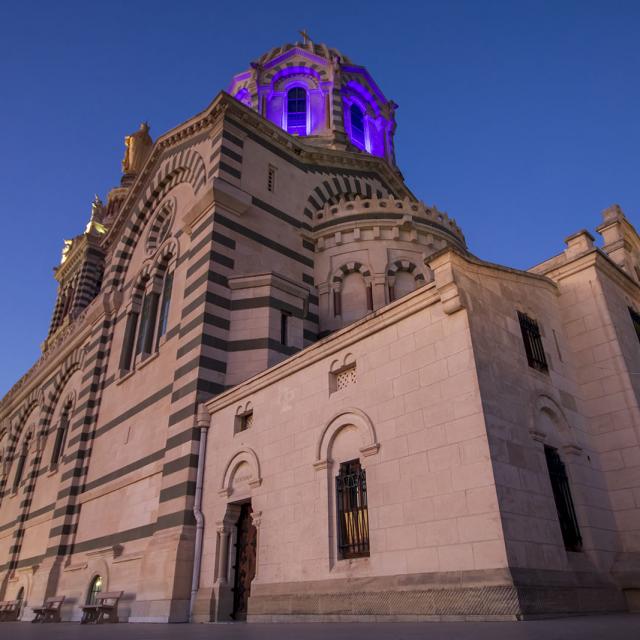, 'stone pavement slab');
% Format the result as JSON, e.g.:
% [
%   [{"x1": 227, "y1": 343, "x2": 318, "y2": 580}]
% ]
[{"x1": 0, "y1": 615, "x2": 638, "y2": 640}]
